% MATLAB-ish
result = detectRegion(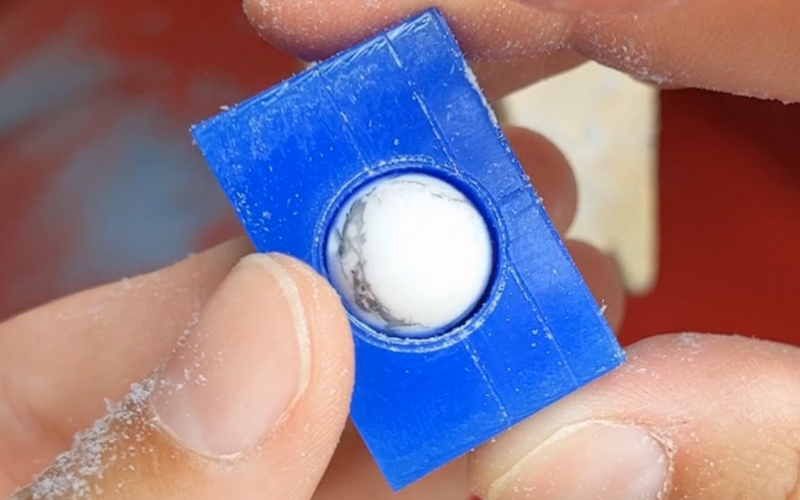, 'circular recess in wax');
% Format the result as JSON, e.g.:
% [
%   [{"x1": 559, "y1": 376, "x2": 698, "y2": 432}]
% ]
[{"x1": 325, "y1": 173, "x2": 494, "y2": 338}]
